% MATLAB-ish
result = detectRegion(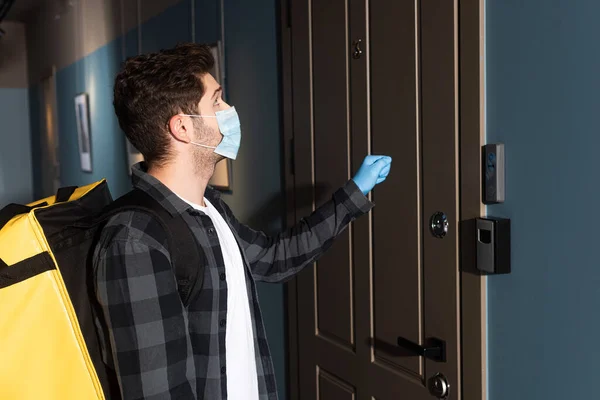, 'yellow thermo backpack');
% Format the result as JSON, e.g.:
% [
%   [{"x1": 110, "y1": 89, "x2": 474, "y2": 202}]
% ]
[{"x1": 0, "y1": 180, "x2": 204, "y2": 399}]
